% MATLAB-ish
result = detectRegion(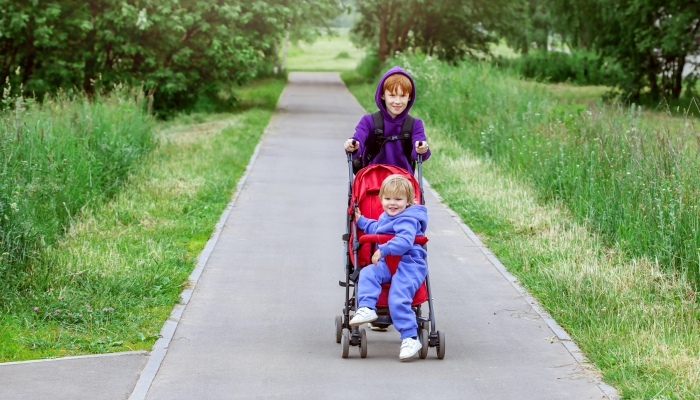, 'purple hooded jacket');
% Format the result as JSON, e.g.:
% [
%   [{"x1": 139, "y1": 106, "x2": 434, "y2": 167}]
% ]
[{"x1": 349, "y1": 66, "x2": 431, "y2": 172}]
